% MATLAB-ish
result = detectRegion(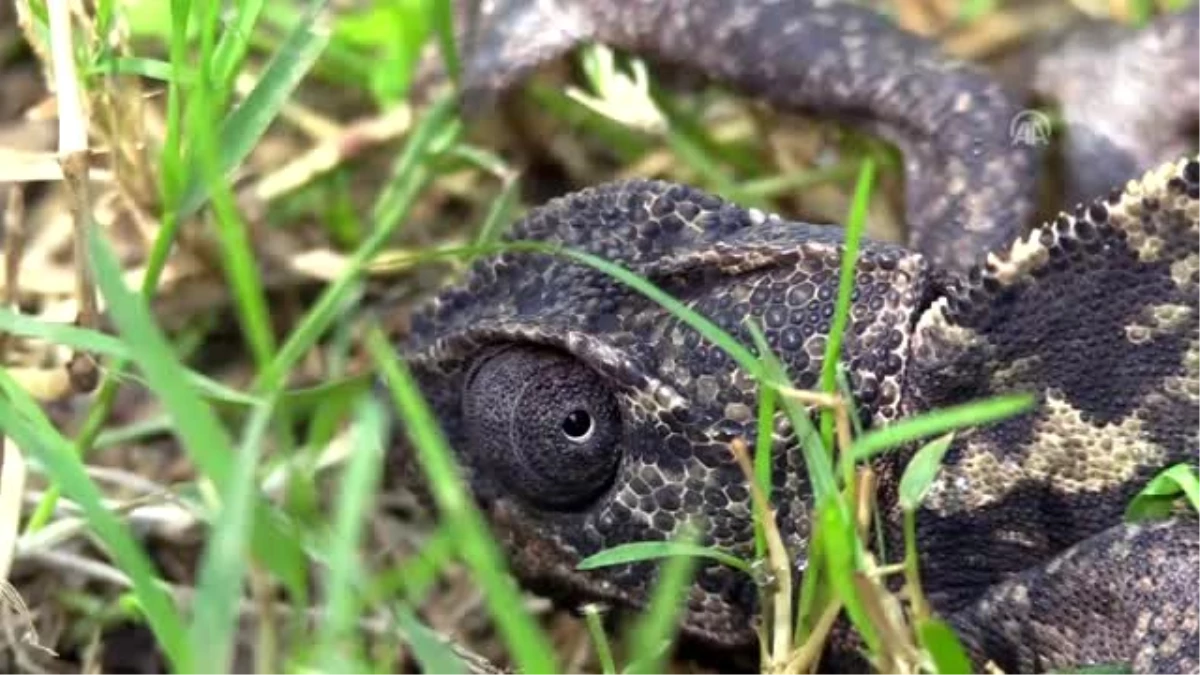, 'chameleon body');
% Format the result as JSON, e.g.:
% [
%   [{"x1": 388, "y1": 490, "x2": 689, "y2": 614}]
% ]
[{"x1": 390, "y1": 2, "x2": 1200, "y2": 671}]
